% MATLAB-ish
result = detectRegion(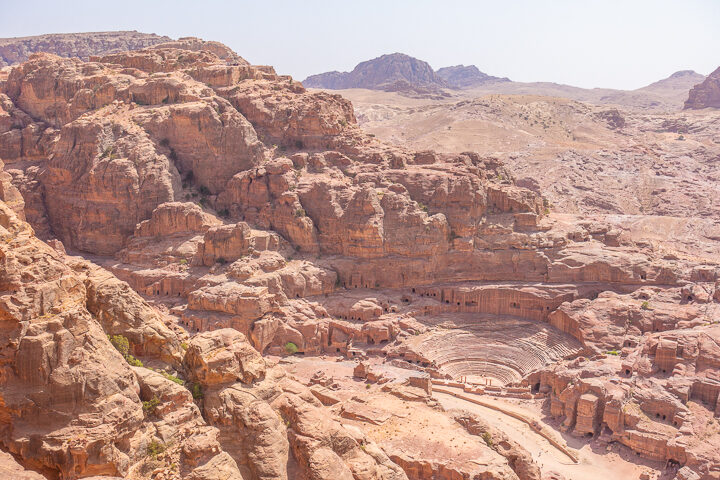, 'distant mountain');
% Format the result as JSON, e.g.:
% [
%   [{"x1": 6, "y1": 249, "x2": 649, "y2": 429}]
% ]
[
  {"x1": 305, "y1": 53, "x2": 706, "y2": 111},
  {"x1": 303, "y1": 53, "x2": 448, "y2": 95},
  {"x1": 0, "y1": 31, "x2": 171, "y2": 67},
  {"x1": 639, "y1": 70, "x2": 705, "y2": 94},
  {"x1": 436, "y1": 65, "x2": 509, "y2": 88},
  {"x1": 684, "y1": 66, "x2": 720, "y2": 109}
]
